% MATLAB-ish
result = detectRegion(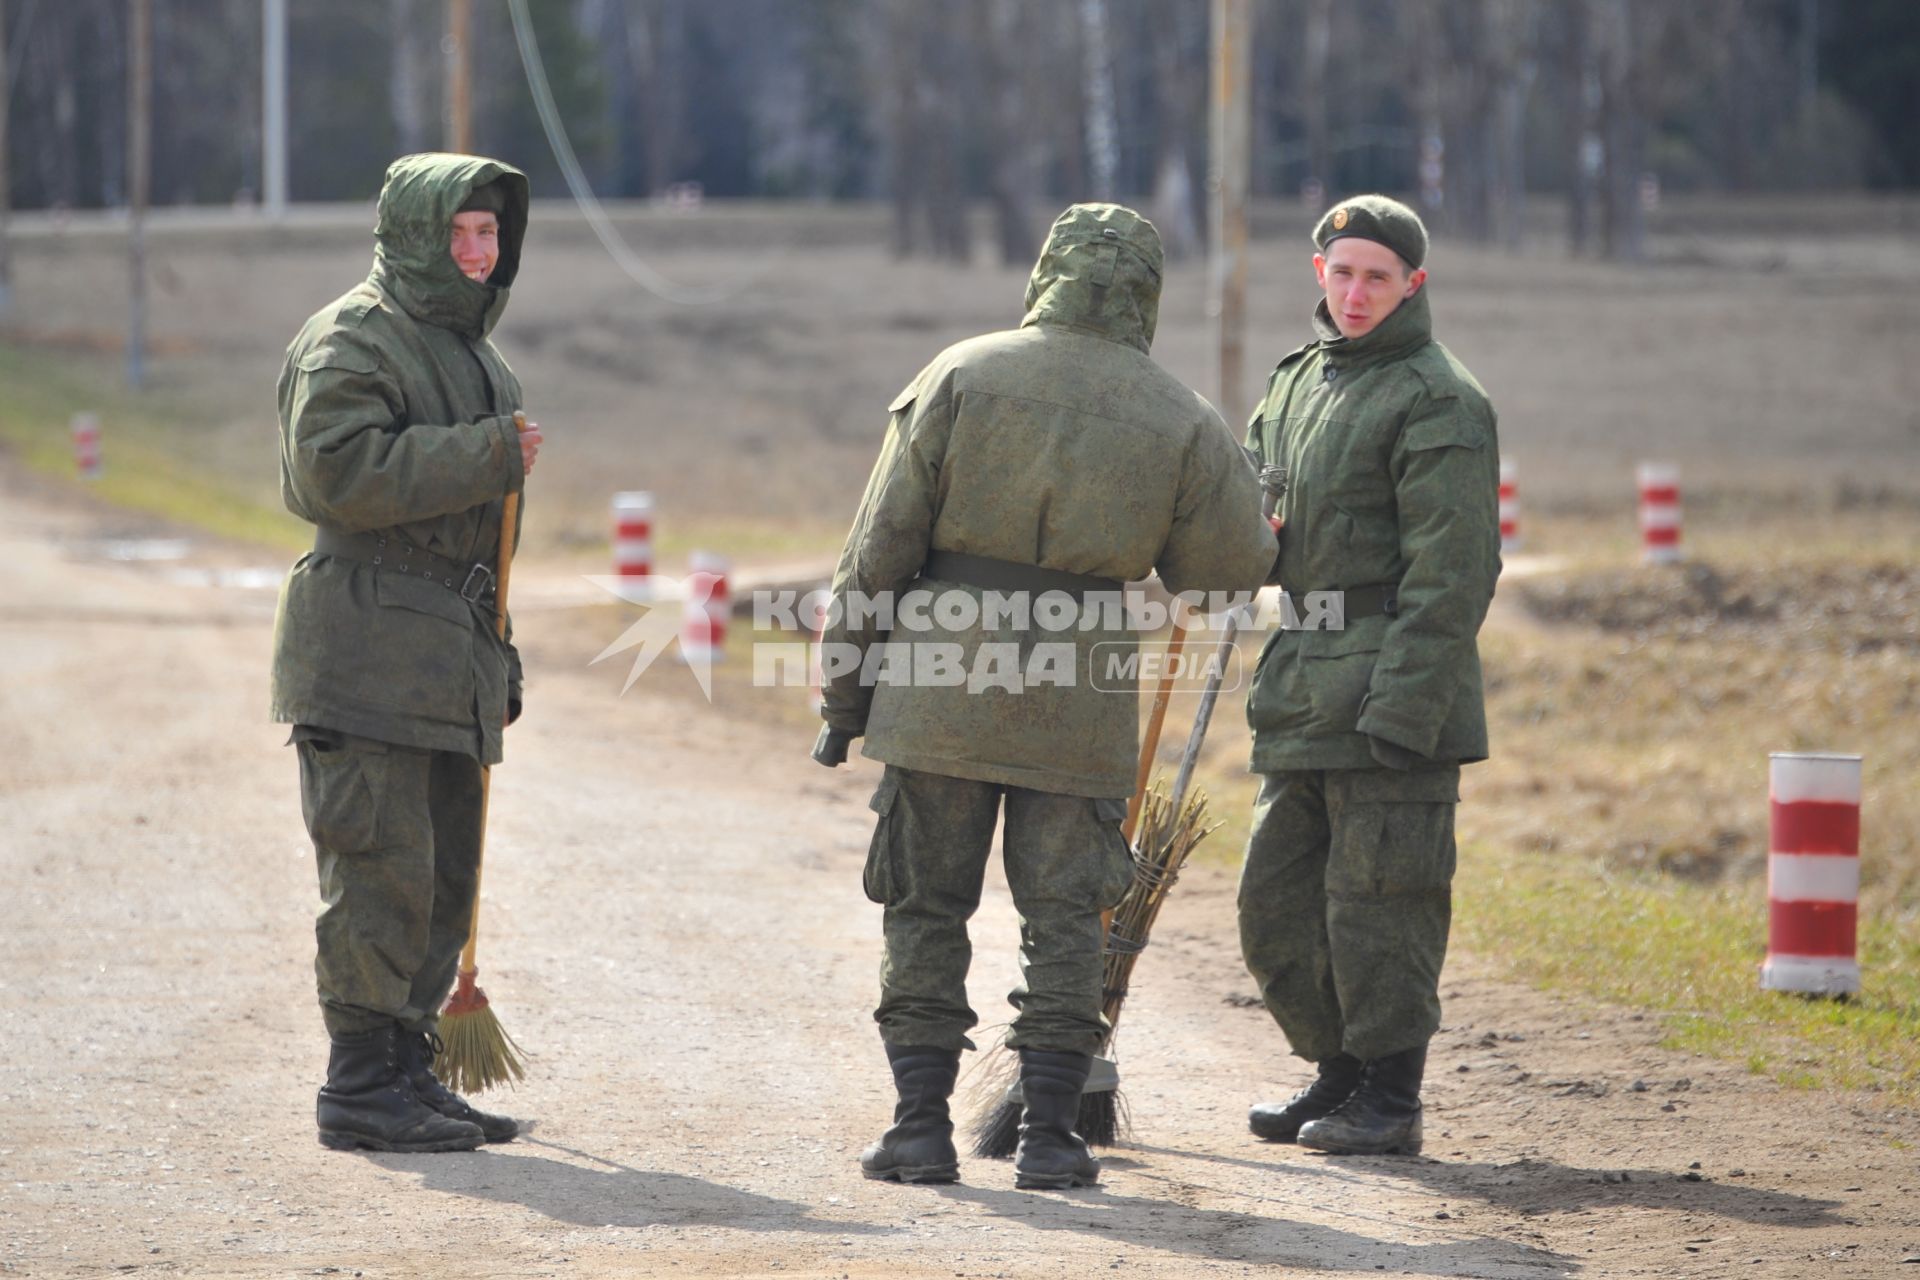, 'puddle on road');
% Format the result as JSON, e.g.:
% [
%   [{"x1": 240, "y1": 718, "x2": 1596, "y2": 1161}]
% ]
[
  {"x1": 66, "y1": 536, "x2": 285, "y2": 592},
  {"x1": 95, "y1": 537, "x2": 193, "y2": 562}
]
